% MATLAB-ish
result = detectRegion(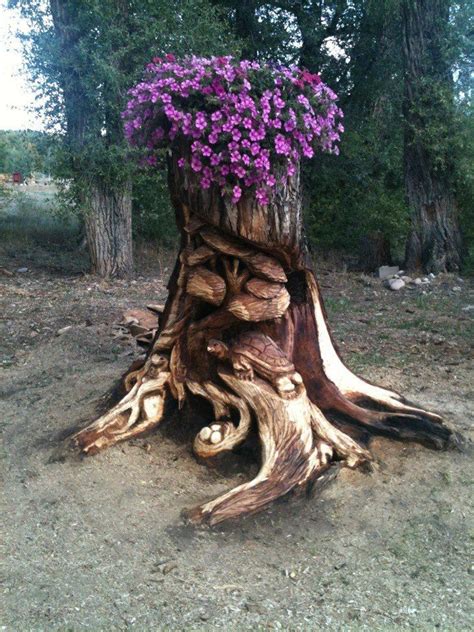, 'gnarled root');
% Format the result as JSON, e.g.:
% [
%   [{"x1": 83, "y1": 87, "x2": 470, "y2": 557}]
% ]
[
  {"x1": 73, "y1": 365, "x2": 170, "y2": 454},
  {"x1": 185, "y1": 368, "x2": 370, "y2": 526},
  {"x1": 305, "y1": 272, "x2": 457, "y2": 449}
]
